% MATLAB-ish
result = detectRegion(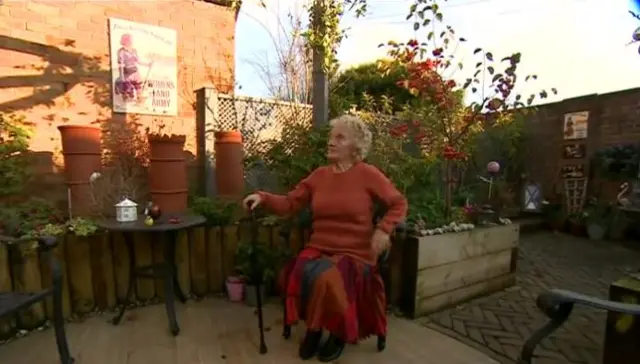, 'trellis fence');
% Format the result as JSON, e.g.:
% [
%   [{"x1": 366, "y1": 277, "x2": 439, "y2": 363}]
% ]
[{"x1": 195, "y1": 88, "x2": 312, "y2": 195}]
